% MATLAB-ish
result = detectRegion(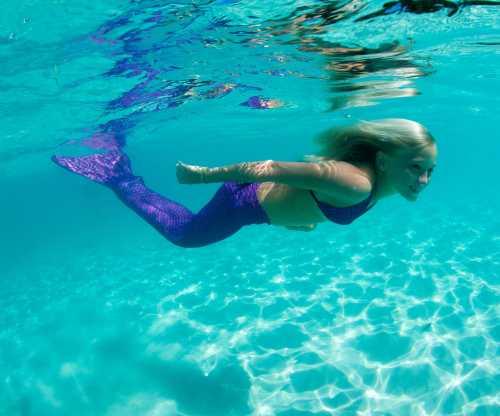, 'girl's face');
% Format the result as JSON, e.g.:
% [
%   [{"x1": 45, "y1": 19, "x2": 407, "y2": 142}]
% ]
[{"x1": 389, "y1": 144, "x2": 438, "y2": 201}]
